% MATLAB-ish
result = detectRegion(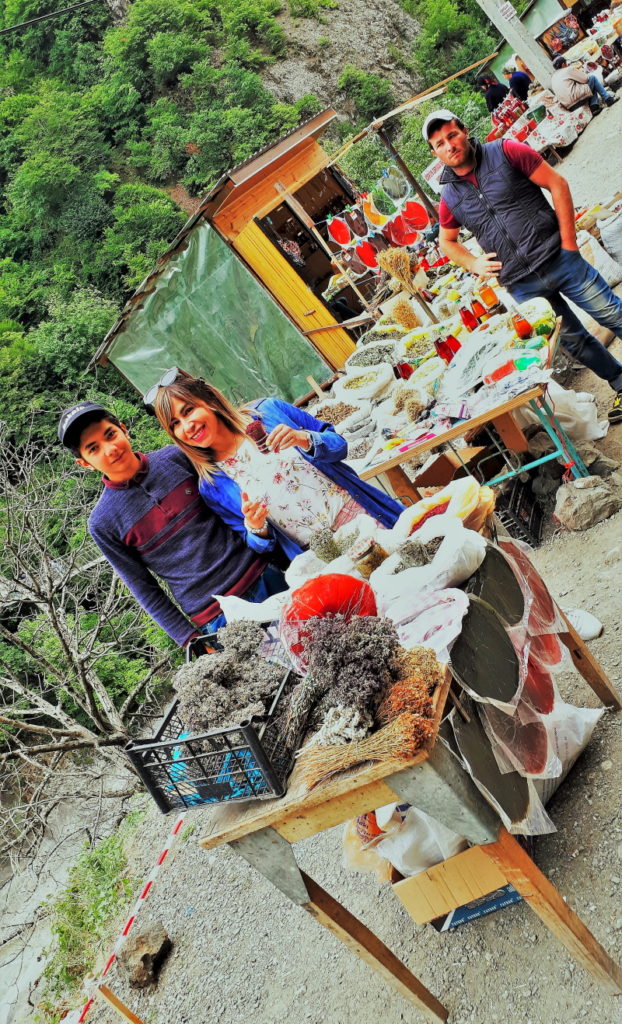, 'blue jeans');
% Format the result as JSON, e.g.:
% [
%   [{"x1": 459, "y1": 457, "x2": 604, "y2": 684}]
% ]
[
  {"x1": 509, "y1": 248, "x2": 622, "y2": 392},
  {"x1": 587, "y1": 73, "x2": 612, "y2": 107},
  {"x1": 201, "y1": 563, "x2": 289, "y2": 635}
]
